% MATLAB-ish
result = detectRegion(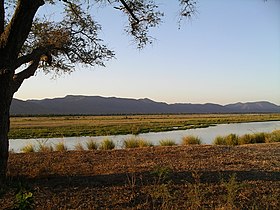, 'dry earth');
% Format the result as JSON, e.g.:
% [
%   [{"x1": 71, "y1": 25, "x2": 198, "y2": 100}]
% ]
[{"x1": 1, "y1": 143, "x2": 280, "y2": 209}]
